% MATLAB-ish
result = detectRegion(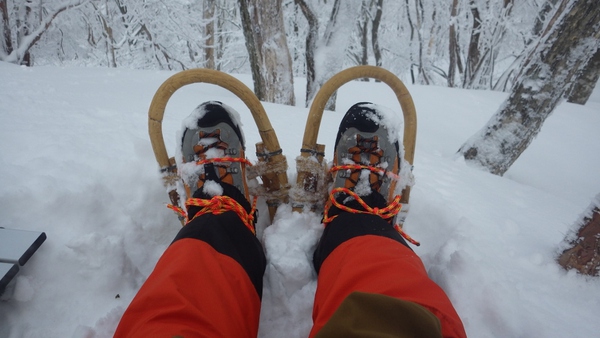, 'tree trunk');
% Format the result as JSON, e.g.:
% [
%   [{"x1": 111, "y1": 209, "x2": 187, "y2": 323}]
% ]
[
  {"x1": 494, "y1": 0, "x2": 564, "y2": 91},
  {"x1": 203, "y1": 0, "x2": 216, "y2": 69},
  {"x1": 294, "y1": 0, "x2": 318, "y2": 106},
  {"x1": 358, "y1": 2, "x2": 368, "y2": 66},
  {"x1": 357, "y1": 0, "x2": 369, "y2": 81},
  {"x1": 21, "y1": 1, "x2": 32, "y2": 66},
  {"x1": 414, "y1": 0, "x2": 429, "y2": 85},
  {"x1": 463, "y1": 0, "x2": 481, "y2": 87},
  {"x1": 448, "y1": 0, "x2": 460, "y2": 87},
  {"x1": 567, "y1": 47, "x2": 600, "y2": 105},
  {"x1": 238, "y1": 0, "x2": 295, "y2": 105},
  {"x1": 296, "y1": 0, "x2": 360, "y2": 110},
  {"x1": 0, "y1": 0, "x2": 12, "y2": 56},
  {"x1": 558, "y1": 193, "x2": 600, "y2": 276},
  {"x1": 371, "y1": 0, "x2": 383, "y2": 68},
  {"x1": 458, "y1": 0, "x2": 600, "y2": 176},
  {"x1": 404, "y1": 0, "x2": 416, "y2": 84}
]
